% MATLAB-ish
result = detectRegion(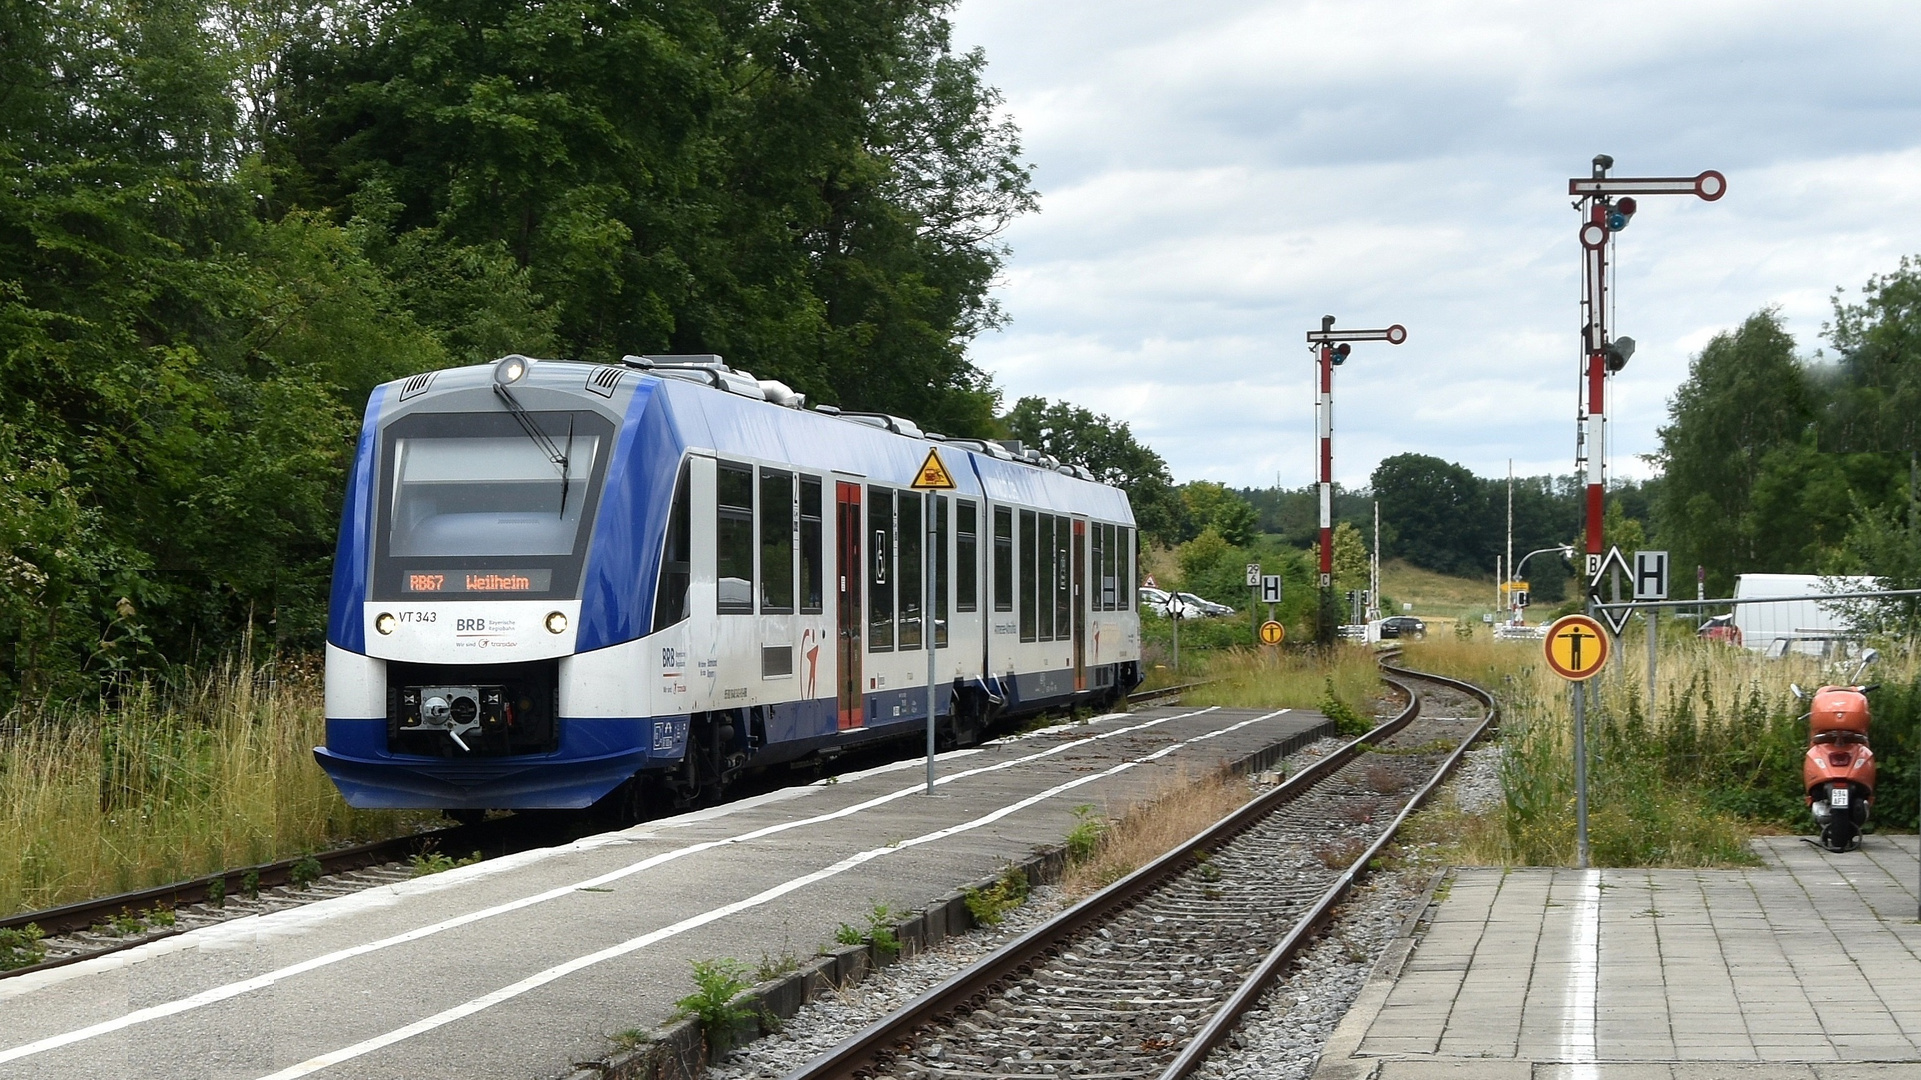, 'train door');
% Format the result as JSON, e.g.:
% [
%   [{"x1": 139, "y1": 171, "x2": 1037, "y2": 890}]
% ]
[
  {"x1": 1073, "y1": 519, "x2": 1087, "y2": 691},
  {"x1": 836, "y1": 482, "x2": 863, "y2": 729}
]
